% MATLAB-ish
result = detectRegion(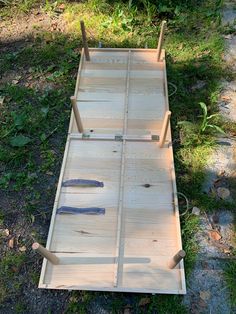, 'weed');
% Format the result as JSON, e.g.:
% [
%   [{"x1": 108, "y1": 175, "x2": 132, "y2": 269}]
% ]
[
  {"x1": 178, "y1": 102, "x2": 225, "y2": 143},
  {"x1": 0, "y1": 0, "x2": 234, "y2": 311}
]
